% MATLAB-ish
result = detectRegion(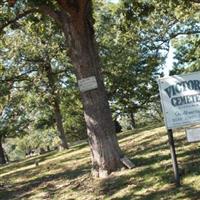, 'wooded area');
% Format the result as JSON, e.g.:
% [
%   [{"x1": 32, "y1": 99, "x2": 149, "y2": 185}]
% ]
[{"x1": 0, "y1": 0, "x2": 200, "y2": 199}]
